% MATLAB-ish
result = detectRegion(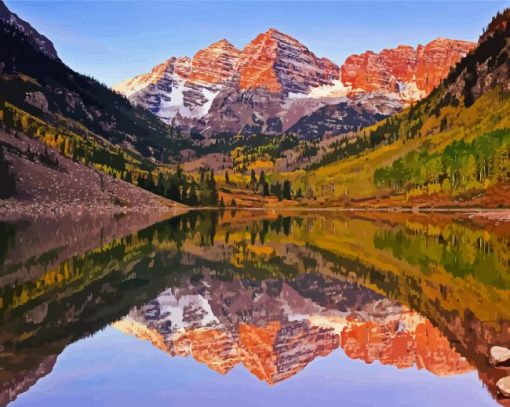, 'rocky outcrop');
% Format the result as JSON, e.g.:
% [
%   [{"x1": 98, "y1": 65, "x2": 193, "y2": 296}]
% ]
[
  {"x1": 24, "y1": 91, "x2": 49, "y2": 113},
  {"x1": 498, "y1": 376, "x2": 510, "y2": 398},
  {"x1": 115, "y1": 40, "x2": 240, "y2": 124},
  {"x1": 341, "y1": 314, "x2": 472, "y2": 376},
  {"x1": 0, "y1": 355, "x2": 58, "y2": 406},
  {"x1": 236, "y1": 28, "x2": 339, "y2": 95},
  {"x1": 286, "y1": 93, "x2": 397, "y2": 138},
  {"x1": 491, "y1": 346, "x2": 510, "y2": 367}
]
